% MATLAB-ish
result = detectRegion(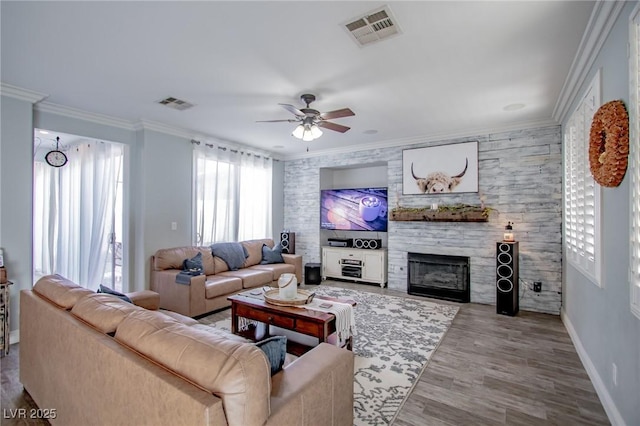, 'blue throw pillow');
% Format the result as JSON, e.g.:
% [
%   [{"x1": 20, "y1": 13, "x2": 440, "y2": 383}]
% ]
[
  {"x1": 182, "y1": 252, "x2": 203, "y2": 272},
  {"x1": 97, "y1": 284, "x2": 132, "y2": 304},
  {"x1": 260, "y1": 243, "x2": 284, "y2": 265},
  {"x1": 255, "y1": 336, "x2": 287, "y2": 375}
]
